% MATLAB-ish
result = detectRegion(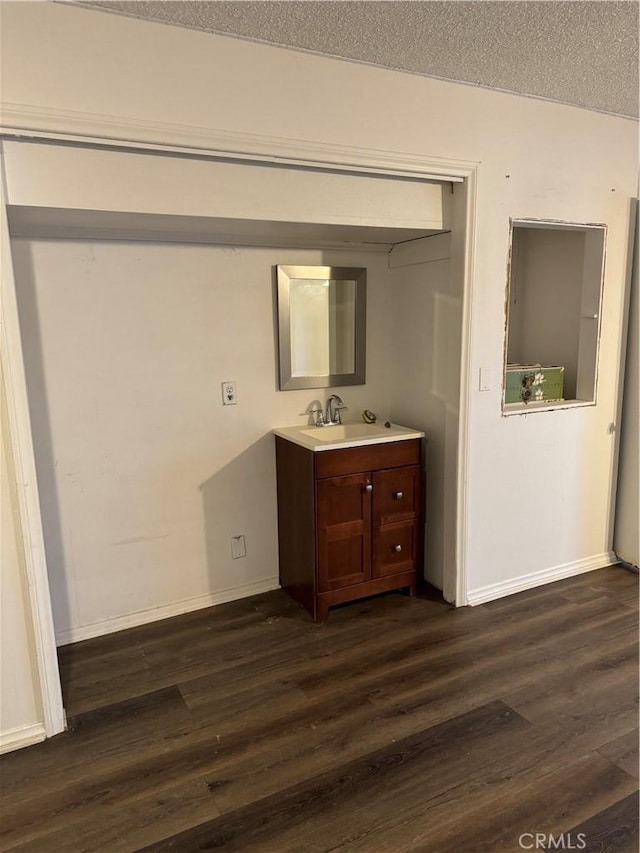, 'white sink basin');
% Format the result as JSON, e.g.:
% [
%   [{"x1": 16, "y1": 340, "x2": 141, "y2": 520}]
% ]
[
  {"x1": 273, "y1": 421, "x2": 424, "y2": 452},
  {"x1": 298, "y1": 423, "x2": 392, "y2": 441}
]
